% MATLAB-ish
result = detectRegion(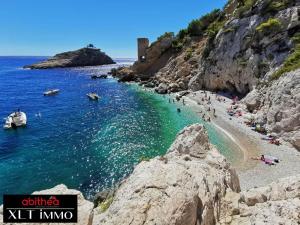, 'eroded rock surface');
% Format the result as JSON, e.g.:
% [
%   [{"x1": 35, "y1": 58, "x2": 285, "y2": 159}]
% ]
[
  {"x1": 227, "y1": 175, "x2": 300, "y2": 225},
  {"x1": 92, "y1": 124, "x2": 241, "y2": 225},
  {"x1": 243, "y1": 69, "x2": 300, "y2": 150}
]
